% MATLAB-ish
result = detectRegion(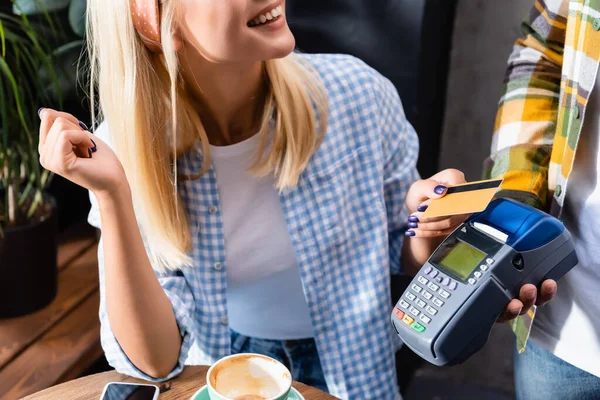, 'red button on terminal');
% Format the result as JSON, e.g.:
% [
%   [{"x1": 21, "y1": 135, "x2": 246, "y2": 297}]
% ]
[{"x1": 393, "y1": 307, "x2": 405, "y2": 320}]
